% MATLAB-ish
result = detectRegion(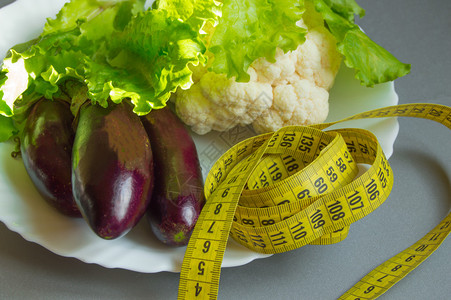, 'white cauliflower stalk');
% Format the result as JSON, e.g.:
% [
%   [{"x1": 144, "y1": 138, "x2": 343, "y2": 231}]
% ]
[{"x1": 174, "y1": 6, "x2": 342, "y2": 134}]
